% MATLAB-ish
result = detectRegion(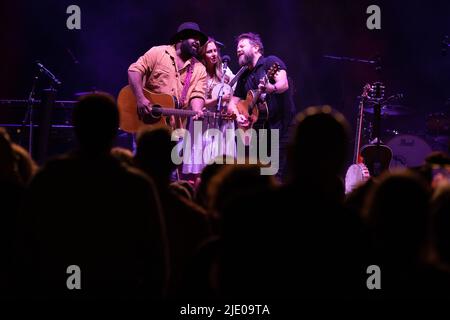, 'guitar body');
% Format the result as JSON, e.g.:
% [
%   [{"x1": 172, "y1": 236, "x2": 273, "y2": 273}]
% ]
[
  {"x1": 344, "y1": 83, "x2": 372, "y2": 194},
  {"x1": 234, "y1": 63, "x2": 279, "y2": 145},
  {"x1": 360, "y1": 143, "x2": 393, "y2": 176},
  {"x1": 117, "y1": 85, "x2": 178, "y2": 133},
  {"x1": 235, "y1": 90, "x2": 269, "y2": 145},
  {"x1": 345, "y1": 163, "x2": 371, "y2": 194},
  {"x1": 237, "y1": 90, "x2": 269, "y2": 125},
  {"x1": 117, "y1": 85, "x2": 235, "y2": 134}
]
